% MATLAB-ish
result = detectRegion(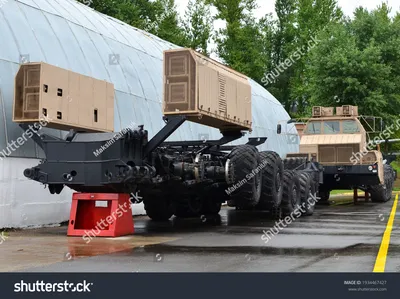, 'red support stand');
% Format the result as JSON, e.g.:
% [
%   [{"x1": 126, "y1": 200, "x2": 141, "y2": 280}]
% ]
[
  {"x1": 353, "y1": 188, "x2": 370, "y2": 204},
  {"x1": 365, "y1": 192, "x2": 370, "y2": 202},
  {"x1": 67, "y1": 193, "x2": 134, "y2": 237},
  {"x1": 353, "y1": 188, "x2": 358, "y2": 203}
]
